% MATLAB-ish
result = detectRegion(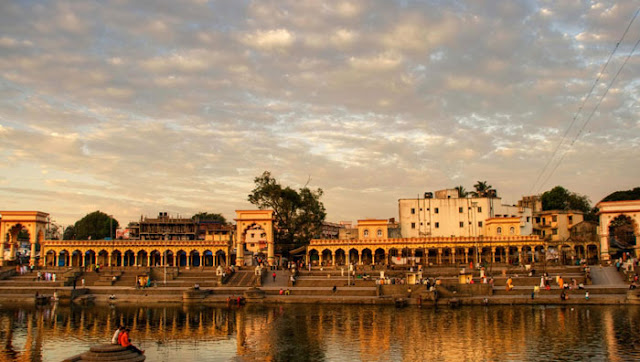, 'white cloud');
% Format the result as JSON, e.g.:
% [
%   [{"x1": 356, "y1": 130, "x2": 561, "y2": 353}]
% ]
[{"x1": 243, "y1": 28, "x2": 295, "y2": 50}]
